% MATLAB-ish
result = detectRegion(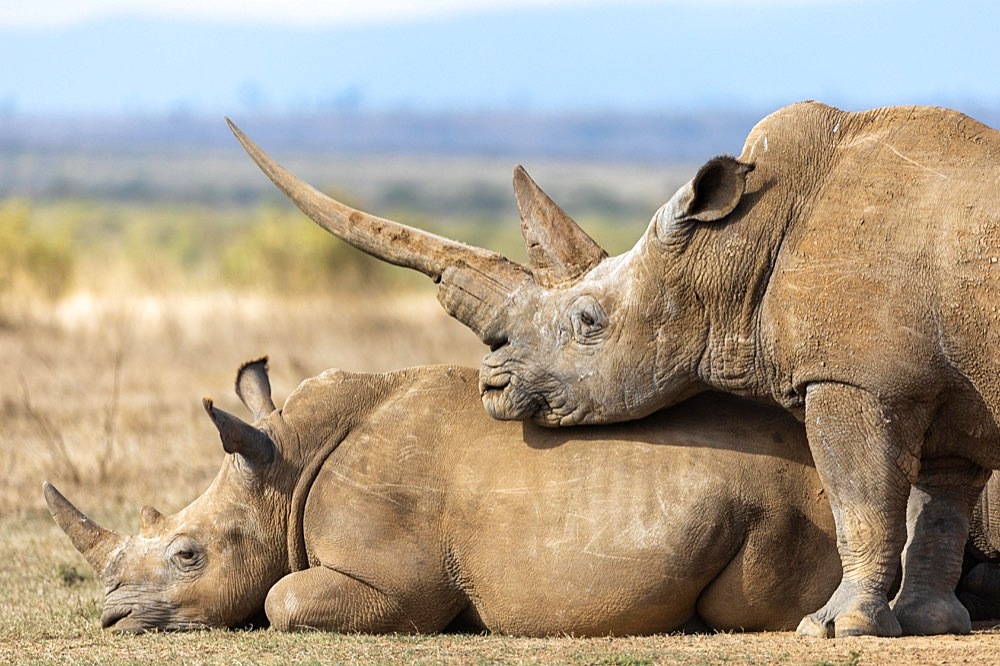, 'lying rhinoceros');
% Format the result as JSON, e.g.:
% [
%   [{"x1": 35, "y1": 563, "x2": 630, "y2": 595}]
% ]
[
  {"x1": 227, "y1": 103, "x2": 1000, "y2": 637},
  {"x1": 48, "y1": 359, "x2": 849, "y2": 634}
]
